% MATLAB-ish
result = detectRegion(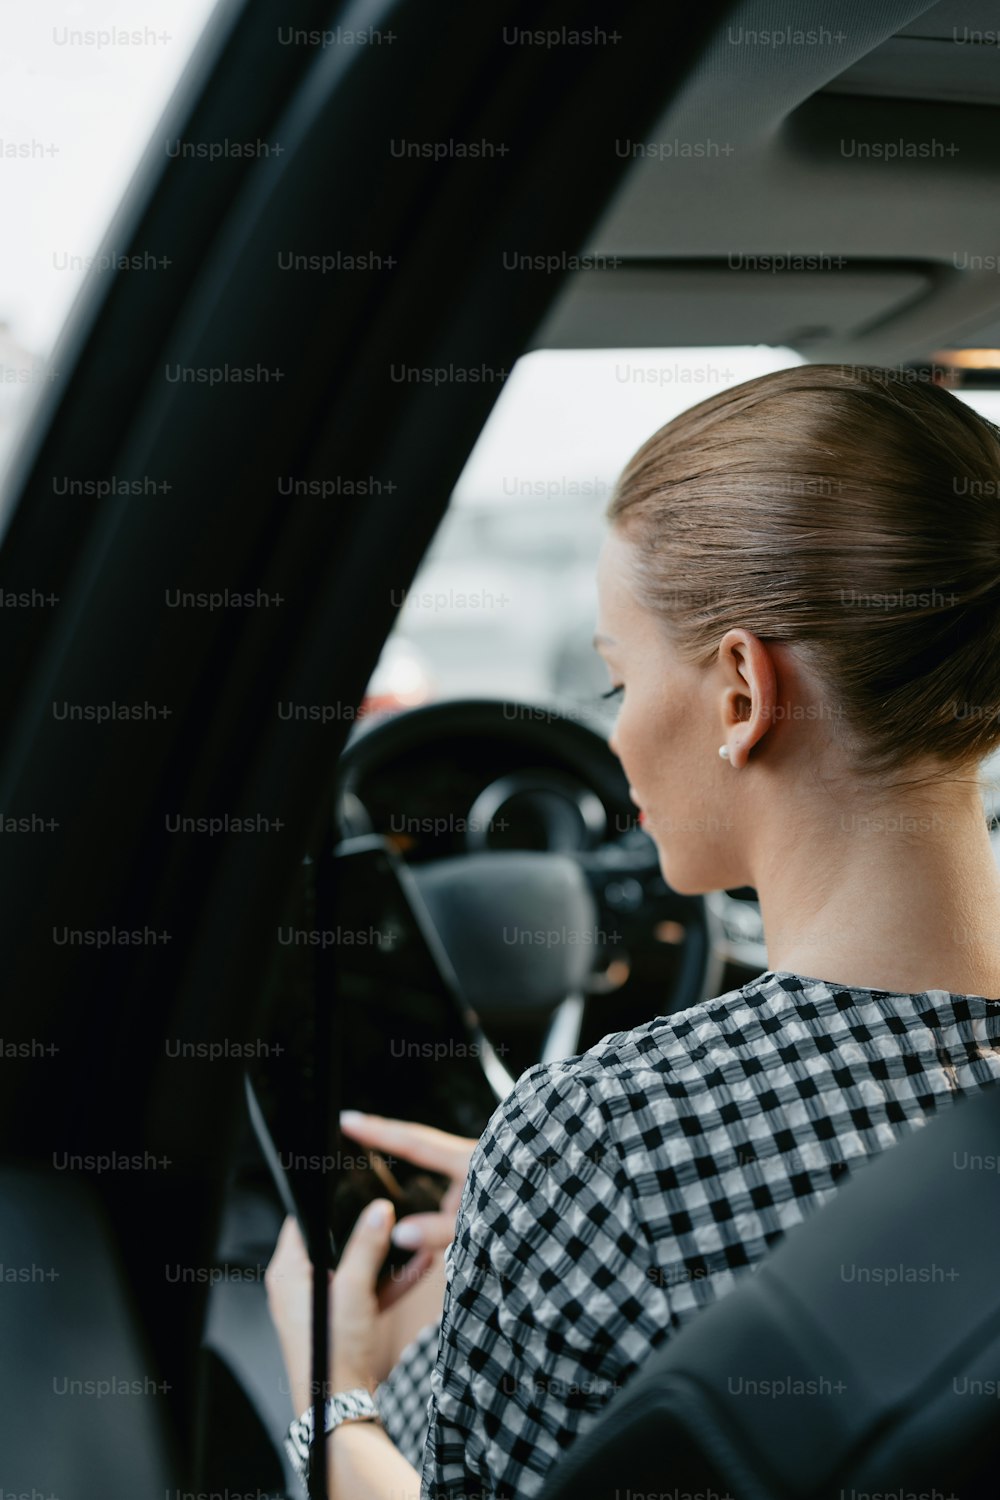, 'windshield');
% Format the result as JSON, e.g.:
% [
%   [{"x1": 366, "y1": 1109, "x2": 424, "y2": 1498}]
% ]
[
  {"x1": 374, "y1": 350, "x2": 1000, "y2": 721},
  {"x1": 375, "y1": 346, "x2": 803, "y2": 720},
  {"x1": 369, "y1": 348, "x2": 1000, "y2": 821}
]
